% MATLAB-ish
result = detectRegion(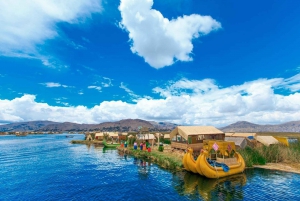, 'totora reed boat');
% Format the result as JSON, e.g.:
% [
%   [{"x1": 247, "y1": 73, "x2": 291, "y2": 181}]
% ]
[
  {"x1": 182, "y1": 140, "x2": 245, "y2": 179},
  {"x1": 103, "y1": 140, "x2": 120, "y2": 148}
]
